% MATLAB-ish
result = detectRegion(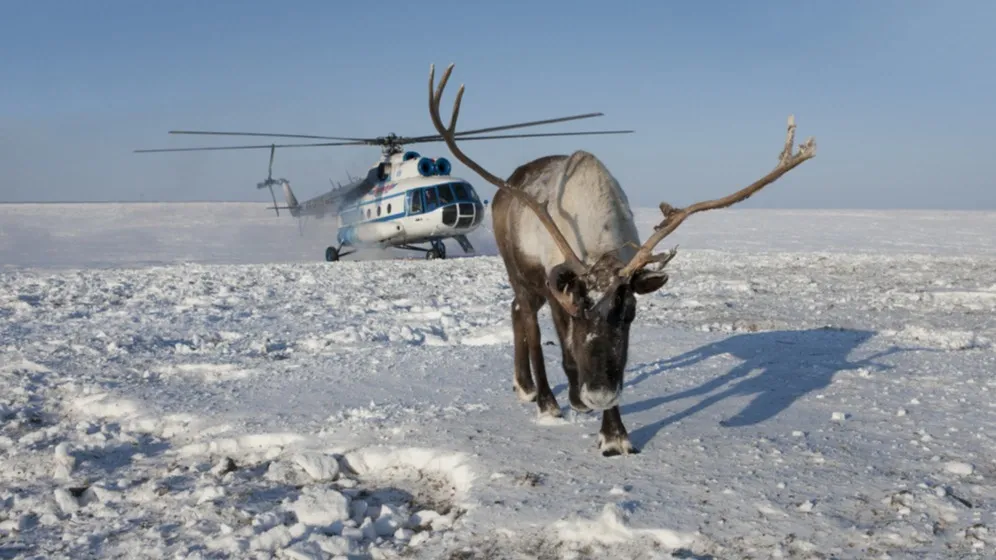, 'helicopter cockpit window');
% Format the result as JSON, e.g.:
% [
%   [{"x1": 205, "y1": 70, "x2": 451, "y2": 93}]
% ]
[
  {"x1": 437, "y1": 183, "x2": 455, "y2": 204},
  {"x1": 424, "y1": 187, "x2": 439, "y2": 208},
  {"x1": 452, "y1": 182, "x2": 468, "y2": 201}
]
